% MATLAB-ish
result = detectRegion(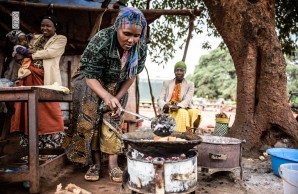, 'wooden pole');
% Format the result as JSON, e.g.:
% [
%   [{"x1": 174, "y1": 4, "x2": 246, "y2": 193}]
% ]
[
  {"x1": 1, "y1": 1, "x2": 202, "y2": 16},
  {"x1": 182, "y1": 15, "x2": 195, "y2": 62},
  {"x1": 146, "y1": 0, "x2": 151, "y2": 9},
  {"x1": 101, "y1": 0, "x2": 111, "y2": 8},
  {"x1": 87, "y1": 0, "x2": 111, "y2": 40},
  {"x1": 0, "y1": 21, "x2": 10, "y2": 32},
  {"x1": 87, "y1": 8, "x2": 108, "y2": 40},
  {"x1": 144, "y1": 66, "x2": 158, "y2": 116}
]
